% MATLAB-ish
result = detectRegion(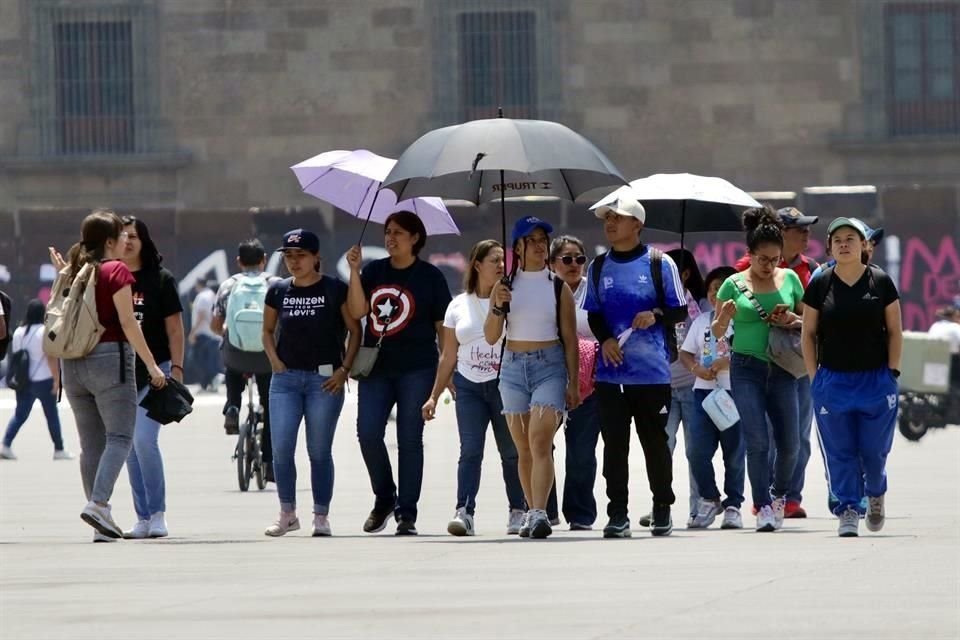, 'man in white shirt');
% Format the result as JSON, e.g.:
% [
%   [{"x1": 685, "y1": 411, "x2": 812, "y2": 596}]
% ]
[
  {"x1": 189, "y1": 280, "x2": 220, "y2": 391},
  {"x1": 929, "y1": 307, "x2": 960, "y2": 355}
]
